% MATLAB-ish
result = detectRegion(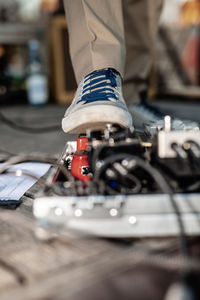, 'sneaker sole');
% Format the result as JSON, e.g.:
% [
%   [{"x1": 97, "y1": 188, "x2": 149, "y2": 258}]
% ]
[{"x1": 62, "y1": 104, "x2": 132, "y2": 134}]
